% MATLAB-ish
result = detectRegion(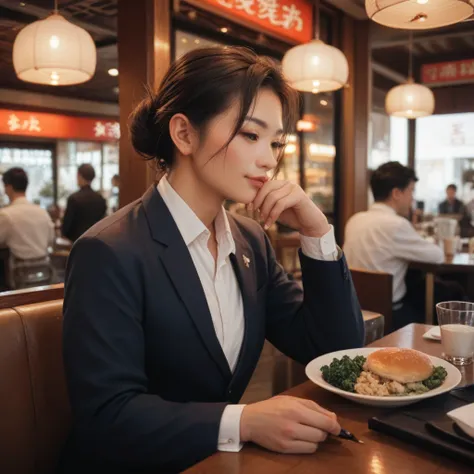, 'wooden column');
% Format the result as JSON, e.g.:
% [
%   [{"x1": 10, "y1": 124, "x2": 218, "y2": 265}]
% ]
[
  {"x1": 337, "y1": 17, "x2": 371, "y2": 243},
  {"x1": 117, "y1": 0, "x2": 171, "y2": 207},
  {"x1": 408, "y1": 119, "x2": 416, "y2": 170}
]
